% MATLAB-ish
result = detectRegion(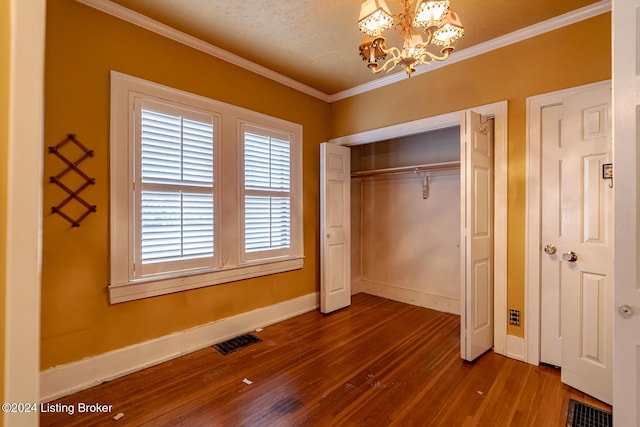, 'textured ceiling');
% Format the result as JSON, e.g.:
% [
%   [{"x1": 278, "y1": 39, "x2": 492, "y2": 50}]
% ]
[{"x1": 109, "y1": 0, "x2": 602, "y2": 95}]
